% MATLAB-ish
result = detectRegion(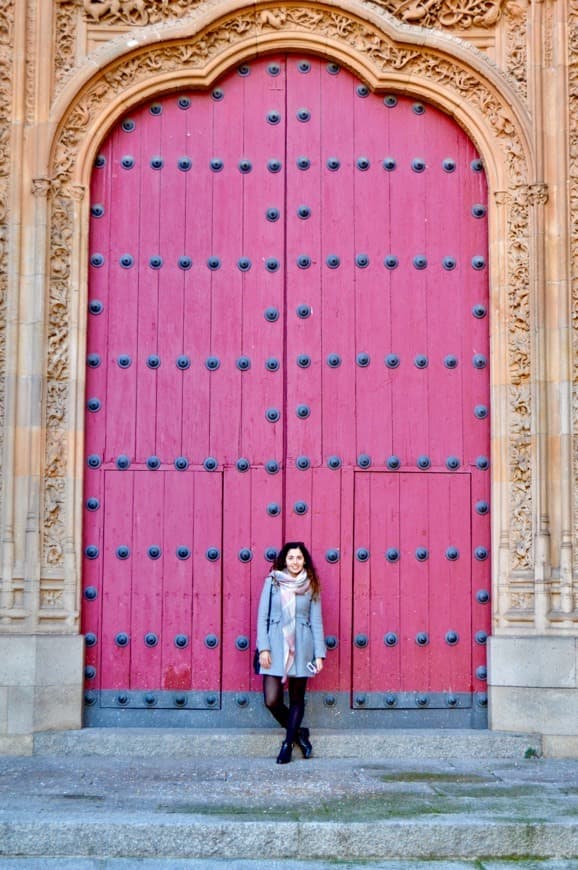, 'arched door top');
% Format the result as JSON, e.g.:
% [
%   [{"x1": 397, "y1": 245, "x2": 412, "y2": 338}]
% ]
[{"x1": 50, "y1": 0, "x2": 533, "y2": 195}]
